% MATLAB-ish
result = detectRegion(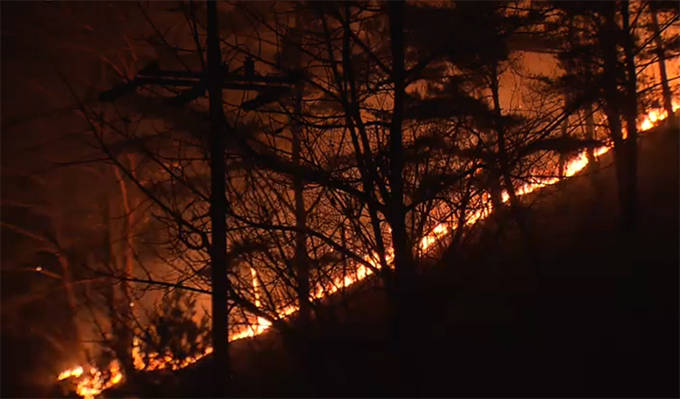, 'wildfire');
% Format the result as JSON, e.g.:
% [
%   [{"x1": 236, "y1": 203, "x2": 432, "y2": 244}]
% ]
[
  {"x1": 57, "y1": 361, "x2": 122, "y2": 399},
  {"x1": 131, "y1": 337, "x2": 214, "y2": 371},
  {"x1": 57, "y1": 100, "x2": 676, "y2": 398},
  {"x1": 58, "y1": 366, "x2": 84, "y2": 381},
  {"x1": 639, "y1": 100, "x2": 679, "y2": 131}
]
